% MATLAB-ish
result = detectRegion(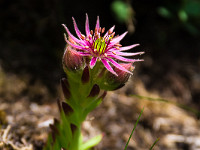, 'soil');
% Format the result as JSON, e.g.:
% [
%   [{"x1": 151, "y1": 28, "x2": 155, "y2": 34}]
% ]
[{"x1": 0, "y1": 61, "x2": 200, "y2": 150}]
